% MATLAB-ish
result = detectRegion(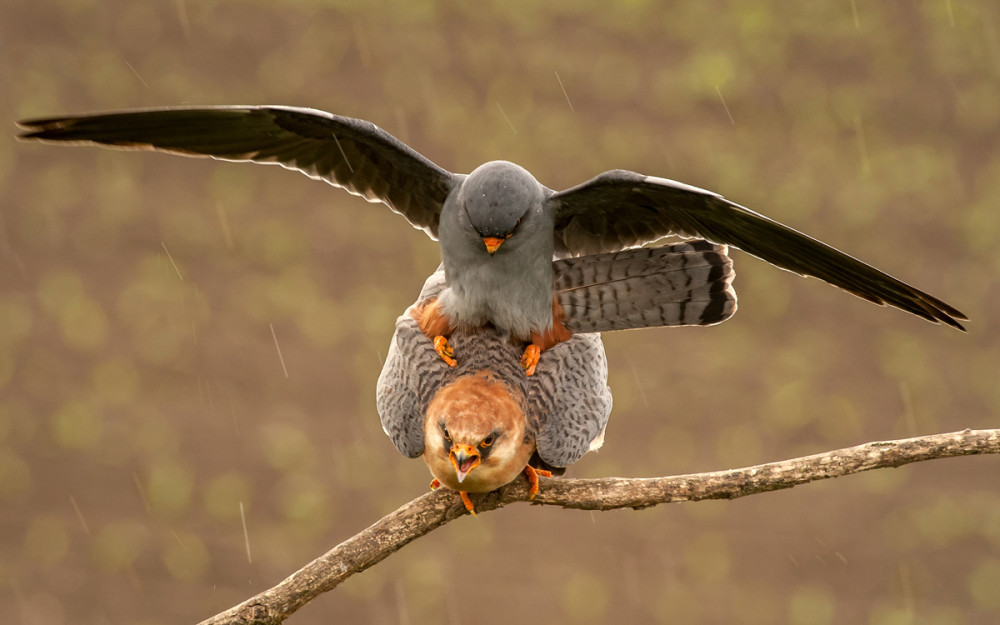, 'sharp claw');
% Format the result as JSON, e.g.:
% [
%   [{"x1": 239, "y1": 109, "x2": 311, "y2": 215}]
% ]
[
  {"x1": 460, "y1": 491, "x2": 477, "y2": 516},
  {"x1": 433, "y1": 335, "x2": 457, "y2": 367},
  {"x1": 520, "y1": 344, "x2": 541, "y2": 376},
  {"x1": 523, "y1": 465, "x2": 551, "y2": 500}
]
